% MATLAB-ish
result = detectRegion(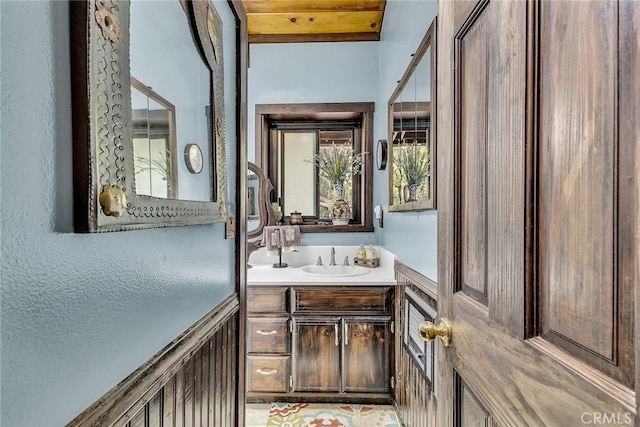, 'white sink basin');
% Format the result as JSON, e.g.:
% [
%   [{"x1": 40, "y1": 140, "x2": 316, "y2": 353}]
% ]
[{"x1": 300, "y1": 265, "x2": 371, "y2": 277}]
